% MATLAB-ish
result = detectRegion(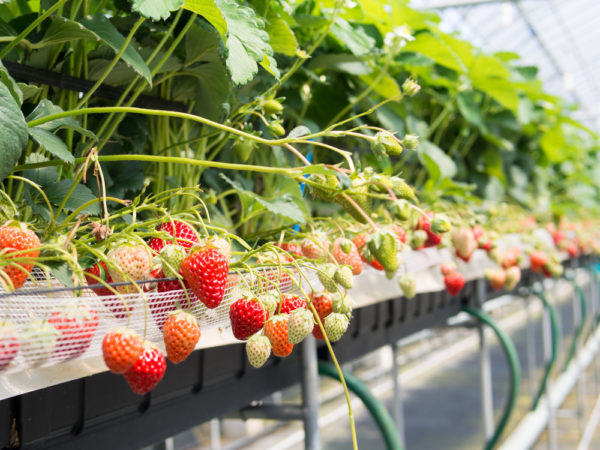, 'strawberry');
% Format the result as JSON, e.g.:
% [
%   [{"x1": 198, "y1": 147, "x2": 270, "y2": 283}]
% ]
[
  {"x1": 199, "y1": 237, "x2": 232, "y2": 262},
  {"x1": 544, "y1": 262, "x2": 563, "y2": 278},
  {"x1": 486, "y1": 269, "x2": 506, "y2": 291},
  {"x1": 311, "y1": 292, "x2": 333, "y2": 340},
  {"x1": 279, "y1": 294, "x2": 307, "y2": 314},
  {"x1": 163, "y1": 311, "x2": 201, "y2": 364},
  {"x1": 160, "y1": 245, "x2": 187, "y2": 277},
  {"x1": 410, "y1": 230, "x2": 428, "y2": 250},
  {"x1": 353, "y1": 233, "x2": 384, "y2": 271},
  {"x1": 229, "y1": 297, "x2": 269, "y2": 341},
  {"x1": 264, "y1": 315, "x2": 293, "y2": 357},
  {"x1": 430, "y1": 215, "x2": 451, "y2": 234},
  {"x1": 123, "y1": 342, "x2": 167, "y2": 395},
  {"x1": 0, "y1": 223, "x2": 41, "y2": 289},
  {"x1": 84, "y1": 261, "x2": 114, "y2": 296},
  {"x1": 318, "y1": 263, "x2": 339, "y2": 292},
  {"x1": 367, "y1": 230, "x2": 399, "y2": 277},
  {"x1": 334, "y1": 265, "x2": 354, "y2": 289},
  {"x1": 472, "y1": 225, "x2": 485, "y2": 241},
  {"x1": 148, "y1": 268, "x2": 190, "y2": 331},
  {"x1": 276, "y1": 242, "x2": 302, "y2": 258},
  {"x1": 504, "y1": 266, "x2": 521, "y2": 290},
  {"x1": 0, "y1": 321, "x2": 18, "y2": 371},
  {"x1": 332, "y1": 238, "x2": 363, "y2": 275},
  {"x1": 444, "y1": 272, "x2": 465, "y2": 296},
  {"x1": 452, "y1": 227, "x2": 477, "y2": 262},
  {"x1": 391, "y1": 199, "x2": 411, "y2": 221},
  {"x1": 551, "y1": 230, "x2": 566, "y2": 246},
  {"x1": 148, "y1": 220, "x2": 199, "y2": 254},
  {"x1": 324, "y1": 313, "x2": 349, "y2": 342},
  {"x1": 107, "y1": 243, "x2": 151, "y2": 294},
  {"x1": 287, "y1": 309, "x2": 314, "y2": 344},
  {"x1": 529, "y1": 250, "x2": 547, "y2": 273},
  {"x1": 398, "y1": 274, "x2": 416, "y2": 299},
  {"x1": 336, "y1": 175, "x2": 372, "y2": 224},
  {"x1": 565, "y1": 243, "x2": 579, "y2": 259},
  {"x1": 501, "y1": 248, "x2": 522, "y2": 269},
  {"x1": 332, "y1": 293, "x2": 353, "y2": 317},
  {"x1": 181, "y1": 246, "x2": 229, "y2": 309},
  {"x1": 246, "y1": 334, "x2": 271, "y2": 368},
  {"x1": 391, "y1": 225, "x2": 407, "y2": 244},
  {"x1": 301, "y1": 233, "x2": 330, "y2": 260},
  {"x1": 259, "y1": 292, "x2": 278, "y2": 316},
  {"x1": 440, "y1": 262, "x2": 457, "y2": 276},
  {"x1": 416, "y1": 213, "x2": 442, "y2": 248},
  {"x1": 21, "y1": 320, "x2": 58, "y2": 367},
  {"x1": 48, "y1": 303, "x2": 98, "y2": 361},
  {"x1": 102, "y1": 328, "x2": 144, "y2": 374},
  {"x1": 308, "y1": 174, "x2": 340, "y2": 202}
]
